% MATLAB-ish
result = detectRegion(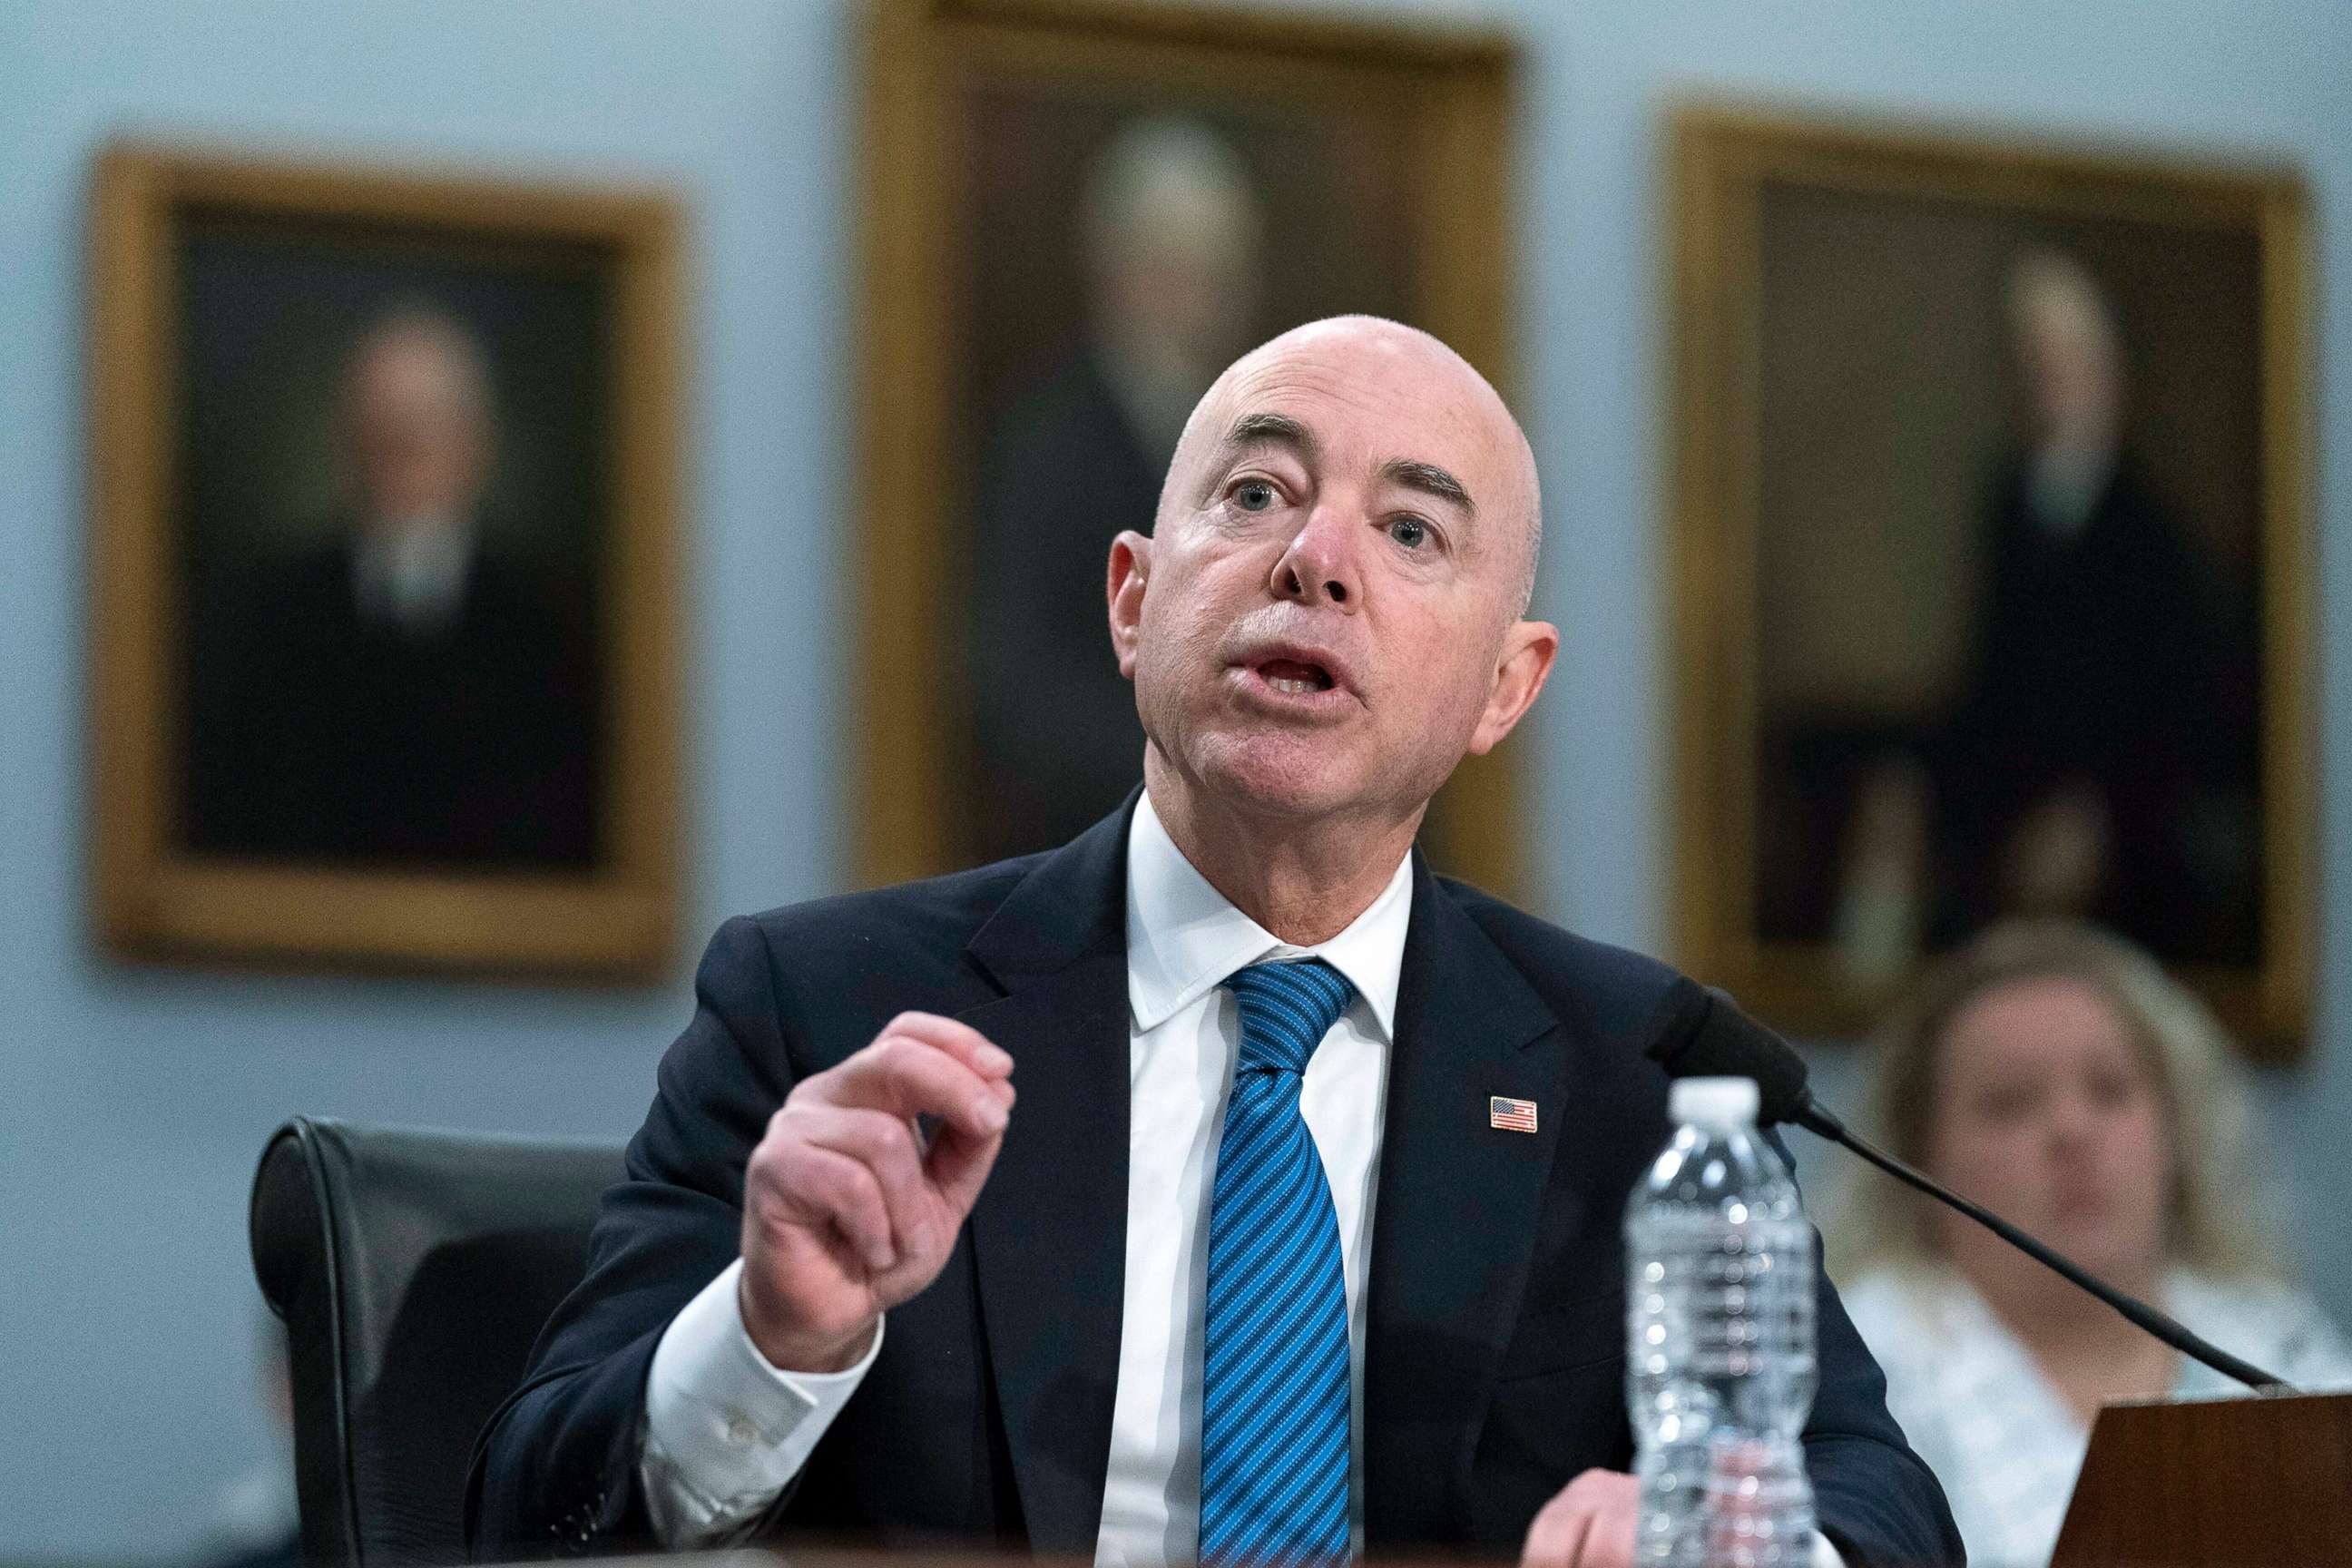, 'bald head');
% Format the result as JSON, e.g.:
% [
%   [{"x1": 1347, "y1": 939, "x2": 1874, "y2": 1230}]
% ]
[
  {"x1": 1161, "y1": 316, "x2": 1543, "y2": 618},
  {"x1": 1107, "y1": 313, "x2": 1560, "y2": 873}
]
